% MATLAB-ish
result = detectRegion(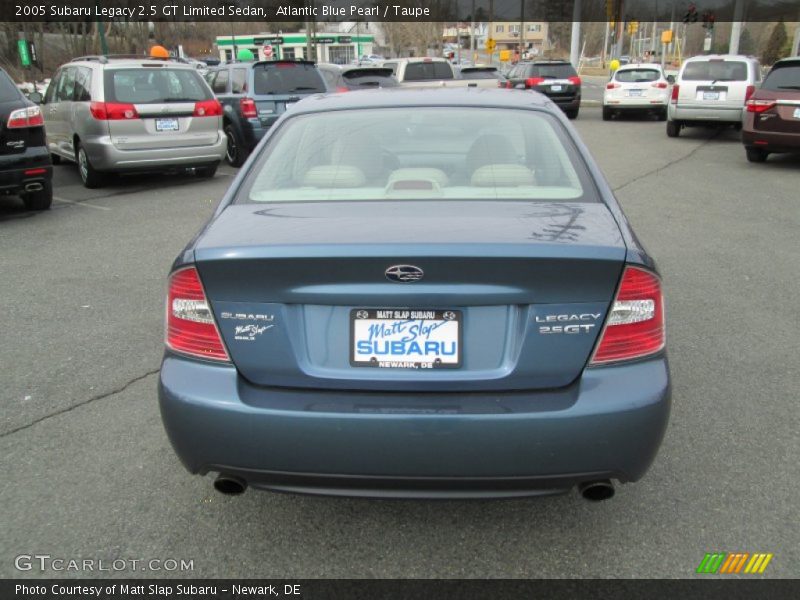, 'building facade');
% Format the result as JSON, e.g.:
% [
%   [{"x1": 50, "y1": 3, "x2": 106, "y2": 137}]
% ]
[
  {"x1": 488, "y1": 21, "x2": 549, "y2": 57},
  {"x1": 215, "y1": 33, "x2": 375, "y2": 64}
]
